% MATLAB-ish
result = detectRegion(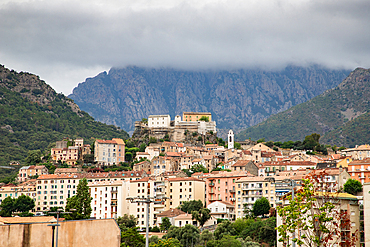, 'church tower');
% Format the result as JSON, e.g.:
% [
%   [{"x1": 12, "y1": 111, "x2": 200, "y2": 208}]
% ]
[{"x1": 228, "y1": 130, "x2": 234, "y2": 149}]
